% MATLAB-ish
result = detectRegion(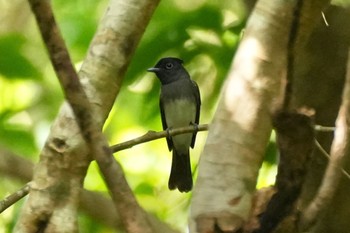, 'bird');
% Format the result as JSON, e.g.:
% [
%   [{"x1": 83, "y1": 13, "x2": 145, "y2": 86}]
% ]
[{"x1": 147, "y1": 57, "x2": 201, "y2": 192}]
